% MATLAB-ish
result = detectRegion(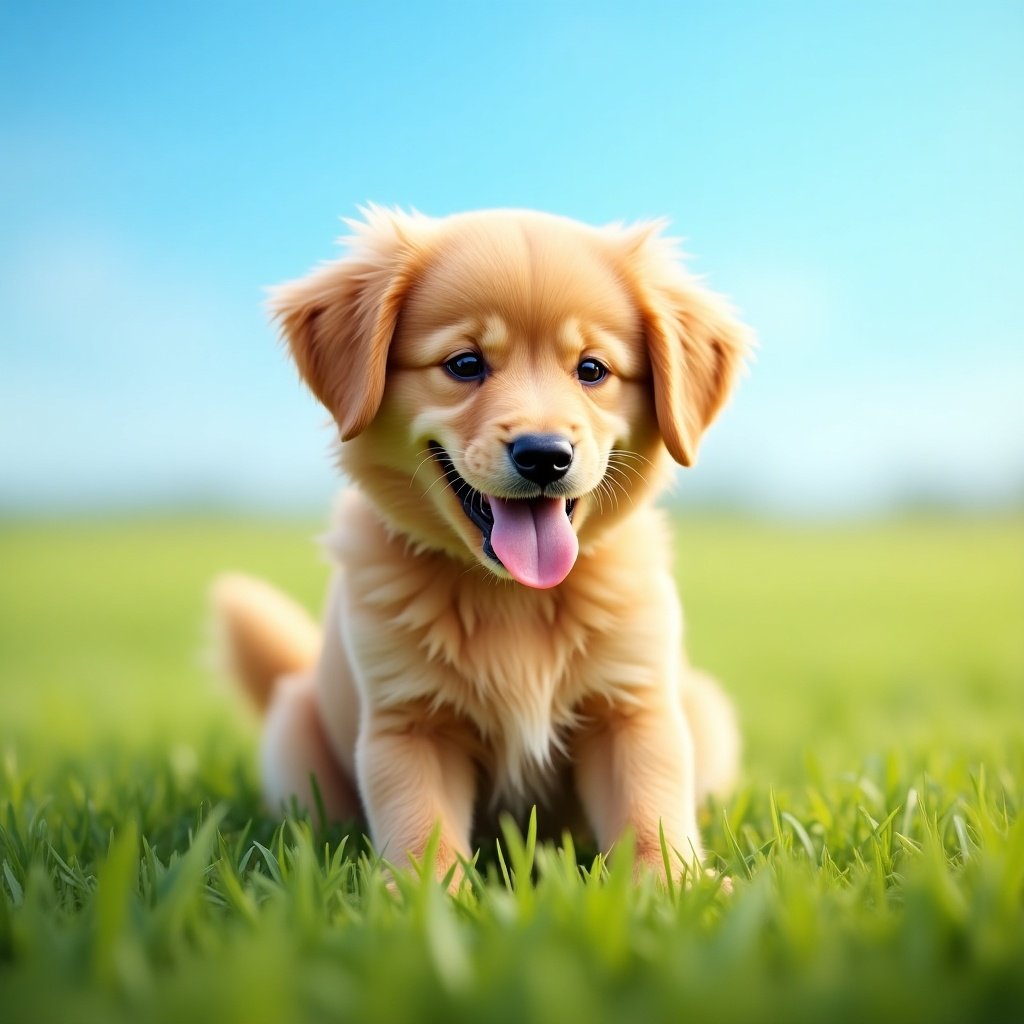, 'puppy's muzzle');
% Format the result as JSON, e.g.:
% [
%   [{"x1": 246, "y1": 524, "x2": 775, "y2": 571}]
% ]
[{"x1": 509, "y1": 434, "x2": 574, "y2": 487}]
